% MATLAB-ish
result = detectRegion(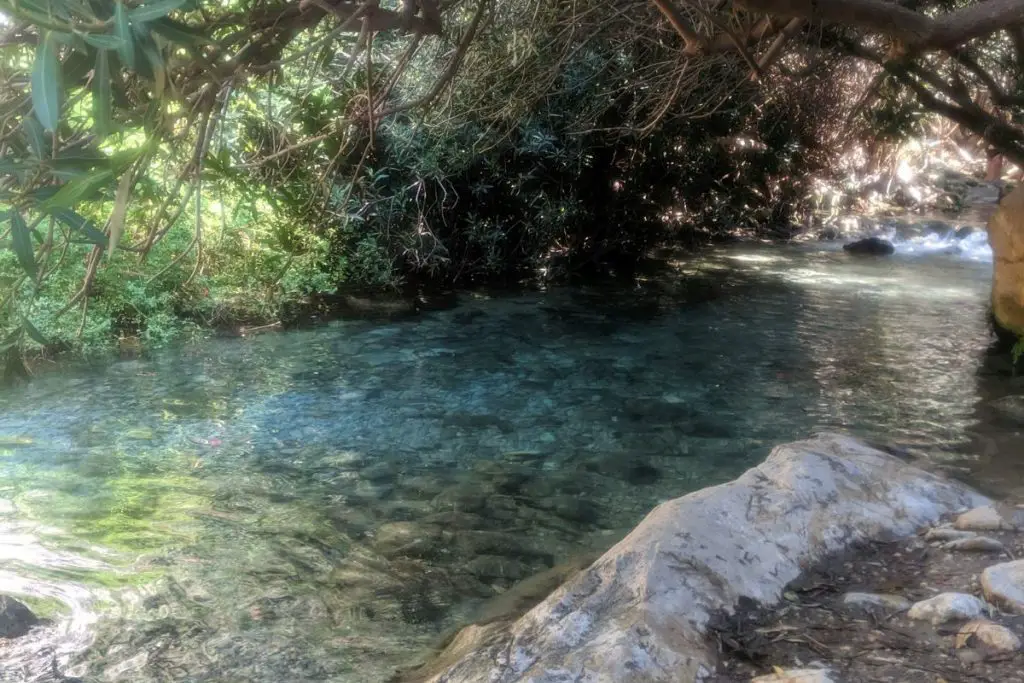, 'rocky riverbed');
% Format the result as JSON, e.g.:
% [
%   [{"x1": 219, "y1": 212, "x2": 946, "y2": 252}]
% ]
[{"x1": 713, "y1": 503, "x2": 1024, "y2": 683}]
